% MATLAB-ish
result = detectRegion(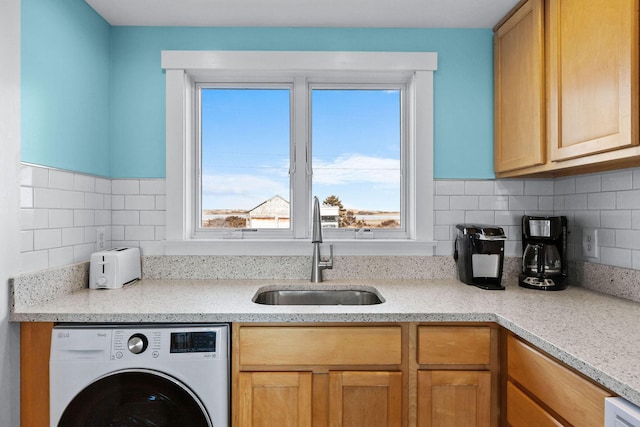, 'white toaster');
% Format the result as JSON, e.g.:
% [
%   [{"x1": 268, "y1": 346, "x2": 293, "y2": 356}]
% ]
[{"x1": 89, "y1": 247, "x2": 141, "y2": 289}]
